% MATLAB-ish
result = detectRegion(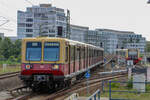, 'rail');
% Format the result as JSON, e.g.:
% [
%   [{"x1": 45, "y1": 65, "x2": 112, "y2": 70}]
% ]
[{"x1": 0, "y1": 71, "x2": 19, "y2": 79}]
